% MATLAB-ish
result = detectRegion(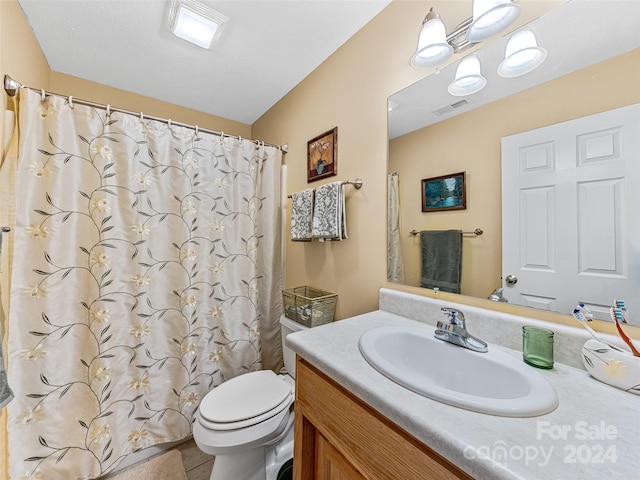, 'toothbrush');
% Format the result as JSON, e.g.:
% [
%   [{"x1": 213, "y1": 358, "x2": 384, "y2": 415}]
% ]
[
  {"x1": 577, "y1": 302, "x2": 593, "y2": 321},
  {"x1": 614, "y1": 299, "x2": 627, "y2": 311},
  {"x1": 610, "y1": 307, "x2": 640, "y2": 357},
  {"x1": 572, "y1": 308, "x2": 625, "y2": 352}
]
